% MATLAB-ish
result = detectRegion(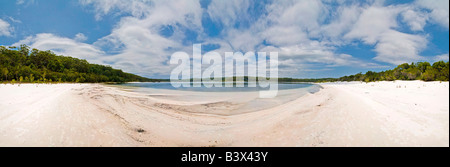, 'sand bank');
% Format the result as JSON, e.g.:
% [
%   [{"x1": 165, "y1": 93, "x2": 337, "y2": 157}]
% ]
[{"x1": 0, "y1": 81, "x2": 448, "y2": 146}]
